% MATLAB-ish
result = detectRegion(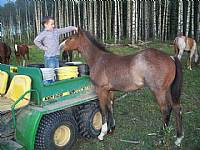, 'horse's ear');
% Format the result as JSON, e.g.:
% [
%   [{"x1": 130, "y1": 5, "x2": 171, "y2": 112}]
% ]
[{"x1": 78, "y1": 27, "x2": 84, "y2": 36}]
